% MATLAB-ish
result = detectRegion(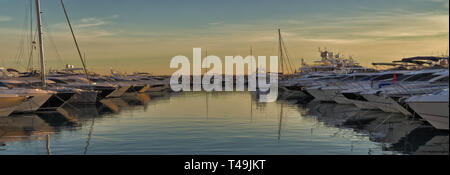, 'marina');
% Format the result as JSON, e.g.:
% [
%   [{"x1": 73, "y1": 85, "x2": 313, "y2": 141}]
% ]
[
  {"x1": 0, "y1": 92, "x2": 447, "y2": 155},
  {"x1": 0, "y1": 0, "x2": 448, "y2": 155}
]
